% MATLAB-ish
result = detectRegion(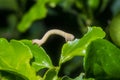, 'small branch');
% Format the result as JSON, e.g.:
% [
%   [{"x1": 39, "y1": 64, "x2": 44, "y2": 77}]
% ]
[{"x1": 32, "y1": 29, "x2": 75, "y2": 46}]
